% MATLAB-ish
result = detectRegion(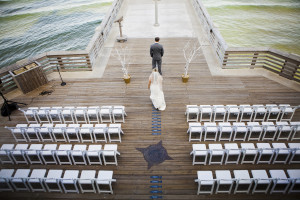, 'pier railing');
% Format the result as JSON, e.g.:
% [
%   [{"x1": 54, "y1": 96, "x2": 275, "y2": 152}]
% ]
[
  {"x1": 192, "y1": 0, "x2": 228, "y2": 64},
  {"x1": 192, "y1": 0, "x2": 300, "y2": 83},
  {"x1": 0, "y1": 0, "x2": 123, "y2": 94},
  {"x1": 223, "y1": 47, "x2": 300, "y2": 82},
  {"x1": 0, "y1": 51, "x2": 92, "y2": 94},
  {"x1": 86, "y1": 0, "x2": 123, "y2": 65}
]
